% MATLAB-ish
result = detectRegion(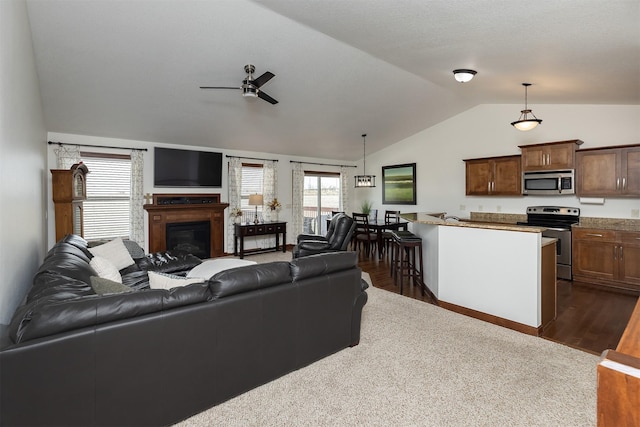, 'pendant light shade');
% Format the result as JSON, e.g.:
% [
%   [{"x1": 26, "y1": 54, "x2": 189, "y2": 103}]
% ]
[
  {"x1": 453, "y1": 69, "x2": 477, "y2": 83},
  {"x1": 354, "y1": 134, "x2": 376, "y2": 188},
  {"x1": 511, "y1": 83, "x2": 542, "y2": 131}
]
